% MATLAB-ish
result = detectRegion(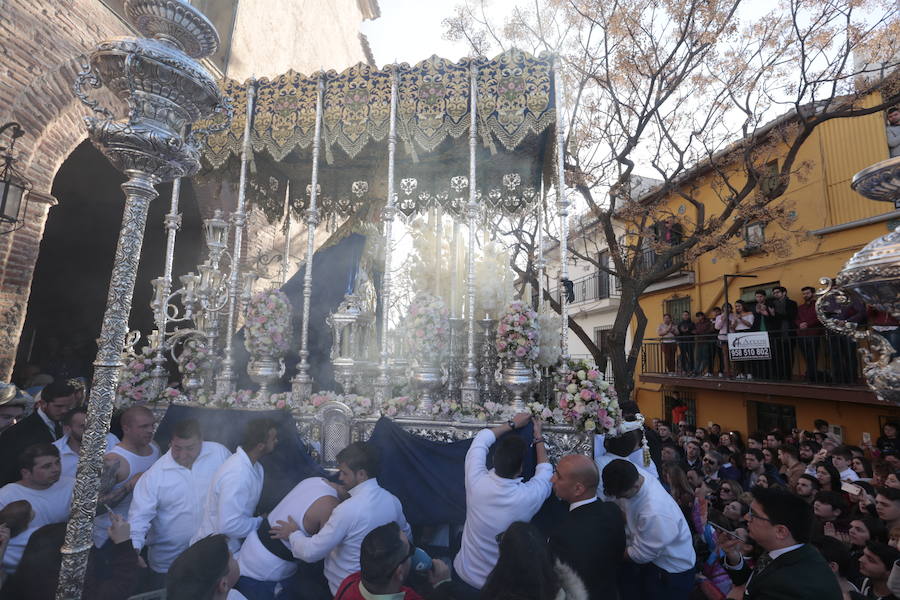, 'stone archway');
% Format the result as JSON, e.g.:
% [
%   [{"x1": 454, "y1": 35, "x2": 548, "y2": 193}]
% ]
[{"x1": 13, "y1": 141, "x2": 207, "y2": 385}]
